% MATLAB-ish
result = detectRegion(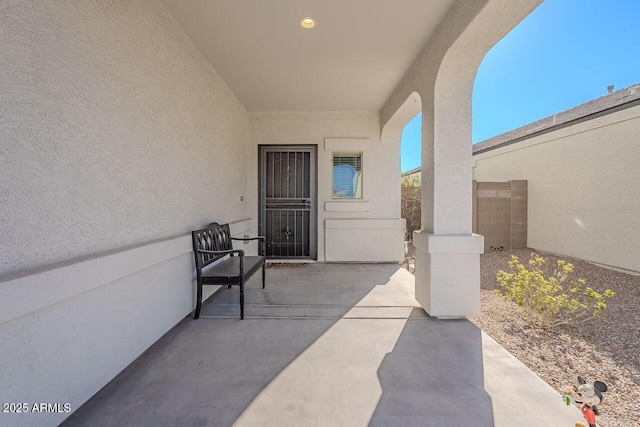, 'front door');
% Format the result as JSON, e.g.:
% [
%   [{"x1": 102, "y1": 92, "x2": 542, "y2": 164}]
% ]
[{"x1": 259, "y1": 146, "x2": 317, "y2": 259}]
